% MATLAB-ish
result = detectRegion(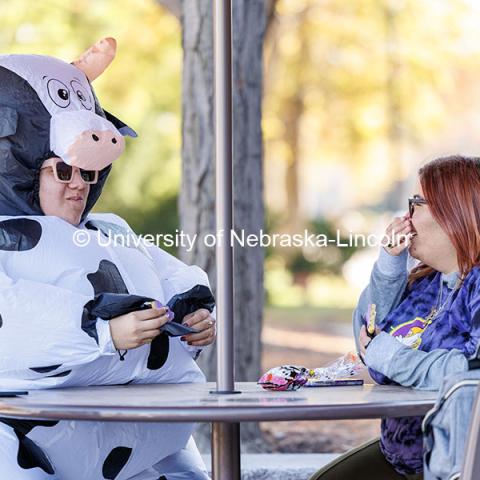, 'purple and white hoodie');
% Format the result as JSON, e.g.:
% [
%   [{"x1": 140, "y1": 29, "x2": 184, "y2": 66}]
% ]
[{"x1": 353, "y1": 248, "x2": 480, "y2": 475}]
